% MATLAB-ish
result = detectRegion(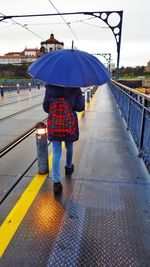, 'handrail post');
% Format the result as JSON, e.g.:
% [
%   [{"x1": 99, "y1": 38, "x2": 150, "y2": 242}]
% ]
[
  {"x1": 87, "y1": 89, "x2": 90, "y2": 103},
  {"x1": 126, "y1": 91, "x2": 132, "y2": 130},
  {"x1": 138, "y1": 98, "x2": 147, "y2": 157}
]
